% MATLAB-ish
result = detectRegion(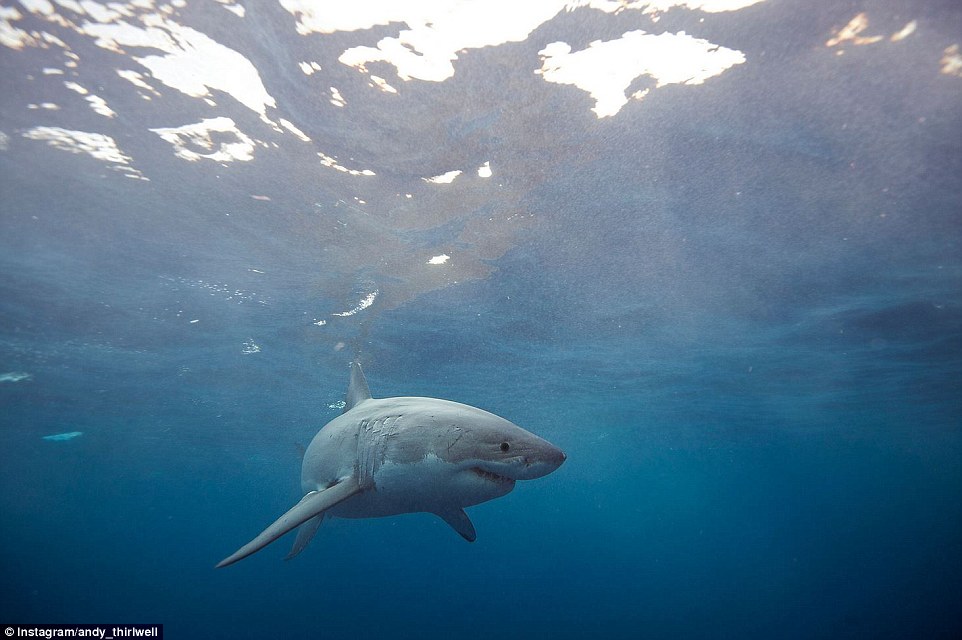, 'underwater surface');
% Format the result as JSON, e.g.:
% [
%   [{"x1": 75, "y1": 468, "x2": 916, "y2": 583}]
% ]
[{"x1": 1, "y1": 1, "x2": 960, "y2": 638}]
